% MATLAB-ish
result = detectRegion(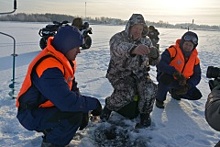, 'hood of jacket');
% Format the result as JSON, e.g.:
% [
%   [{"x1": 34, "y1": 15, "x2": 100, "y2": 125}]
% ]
[{"x1": 125, "y1": 14, "x2": 147, "y2": 38}]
